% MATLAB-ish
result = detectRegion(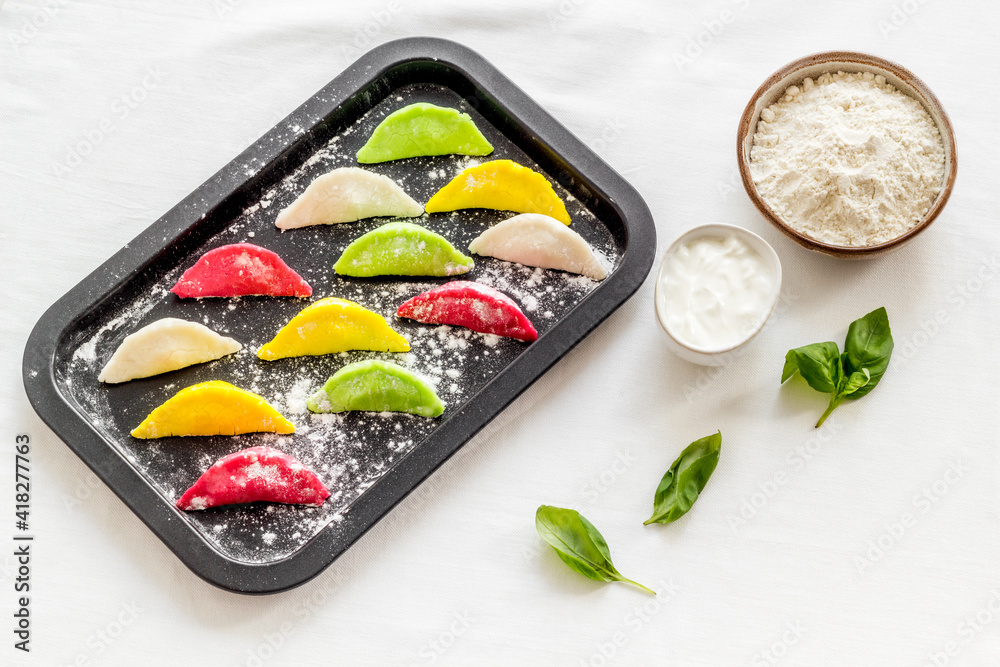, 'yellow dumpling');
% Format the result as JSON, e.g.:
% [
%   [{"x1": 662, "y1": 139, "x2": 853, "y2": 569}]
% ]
[
  {"x1": 257, "y1": 297, "x2": 410, "y2": 361},
  {"x1": 425, "y1": 160, "x2": 570, "y2": 224},
  {"x1": 131, "y1": 381, "x2": 295, "y2": 438}
]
